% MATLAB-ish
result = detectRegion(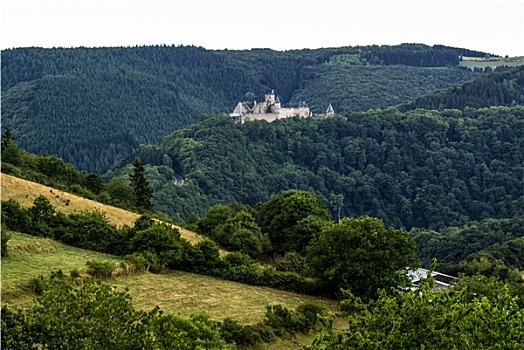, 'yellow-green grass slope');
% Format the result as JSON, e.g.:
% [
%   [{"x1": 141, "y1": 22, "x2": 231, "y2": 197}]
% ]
[{"x1": 1, "y1": 173, "x2": 203, "y2": 243}]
